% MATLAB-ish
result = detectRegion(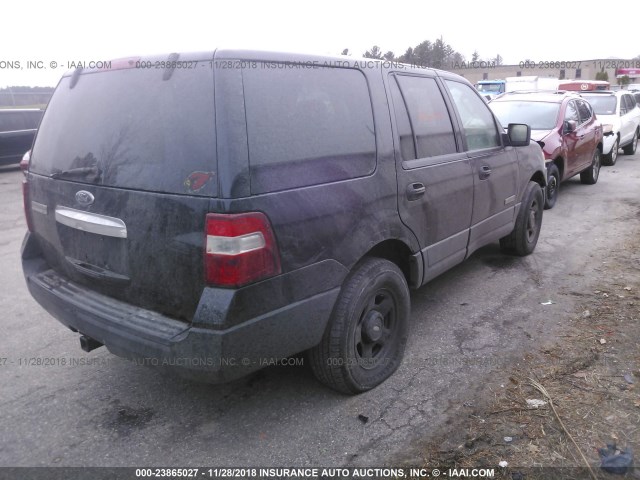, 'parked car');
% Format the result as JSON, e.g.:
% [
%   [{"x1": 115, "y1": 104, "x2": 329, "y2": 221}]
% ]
[
  {"x1": 21, "y1": 50, "x2": 547, "y2": 394},
  {"x1": 580, "y1": 91, "x2": 640, "y2": 165},
  {"x1": 475, "y1": 80, "x2": 506, "y2": 100},
  {"x1": 489, "y1": 92, "x2": 603, "y2": 209},
  {"x1": 0, "y1": 109, "x2": 43, "y2": 166}
]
